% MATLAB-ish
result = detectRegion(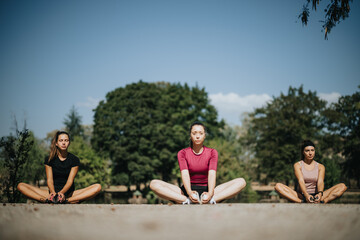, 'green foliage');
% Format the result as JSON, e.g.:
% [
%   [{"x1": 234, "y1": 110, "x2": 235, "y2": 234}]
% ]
[
  {"x1": 68, "y1": 136, "x2": 110, "y2": 189},
  {"x1": 92, "y1": 81, "x2": 223, "y2": 187},
  {"x1": 324, "y1": 88, "x2": 360, "y2": 187},
  {"x1": 64, "y1": 105, "x2": 84, "y2": 139},
  {"x1": 0, "y1": 128, "x2": 34, "y2": 203},
  {"x1": 299, "y1": 0, "x2": 353, "y2": 39},
  {"x1": 21, "y1": 133, "x2": 47, "y2": 186},
  {"x1": 247, "y1": 86, "x2": 327, "y2": 184},
  {"x1": 207, "y1": 125, "x2": 259, "y2": 202}
]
